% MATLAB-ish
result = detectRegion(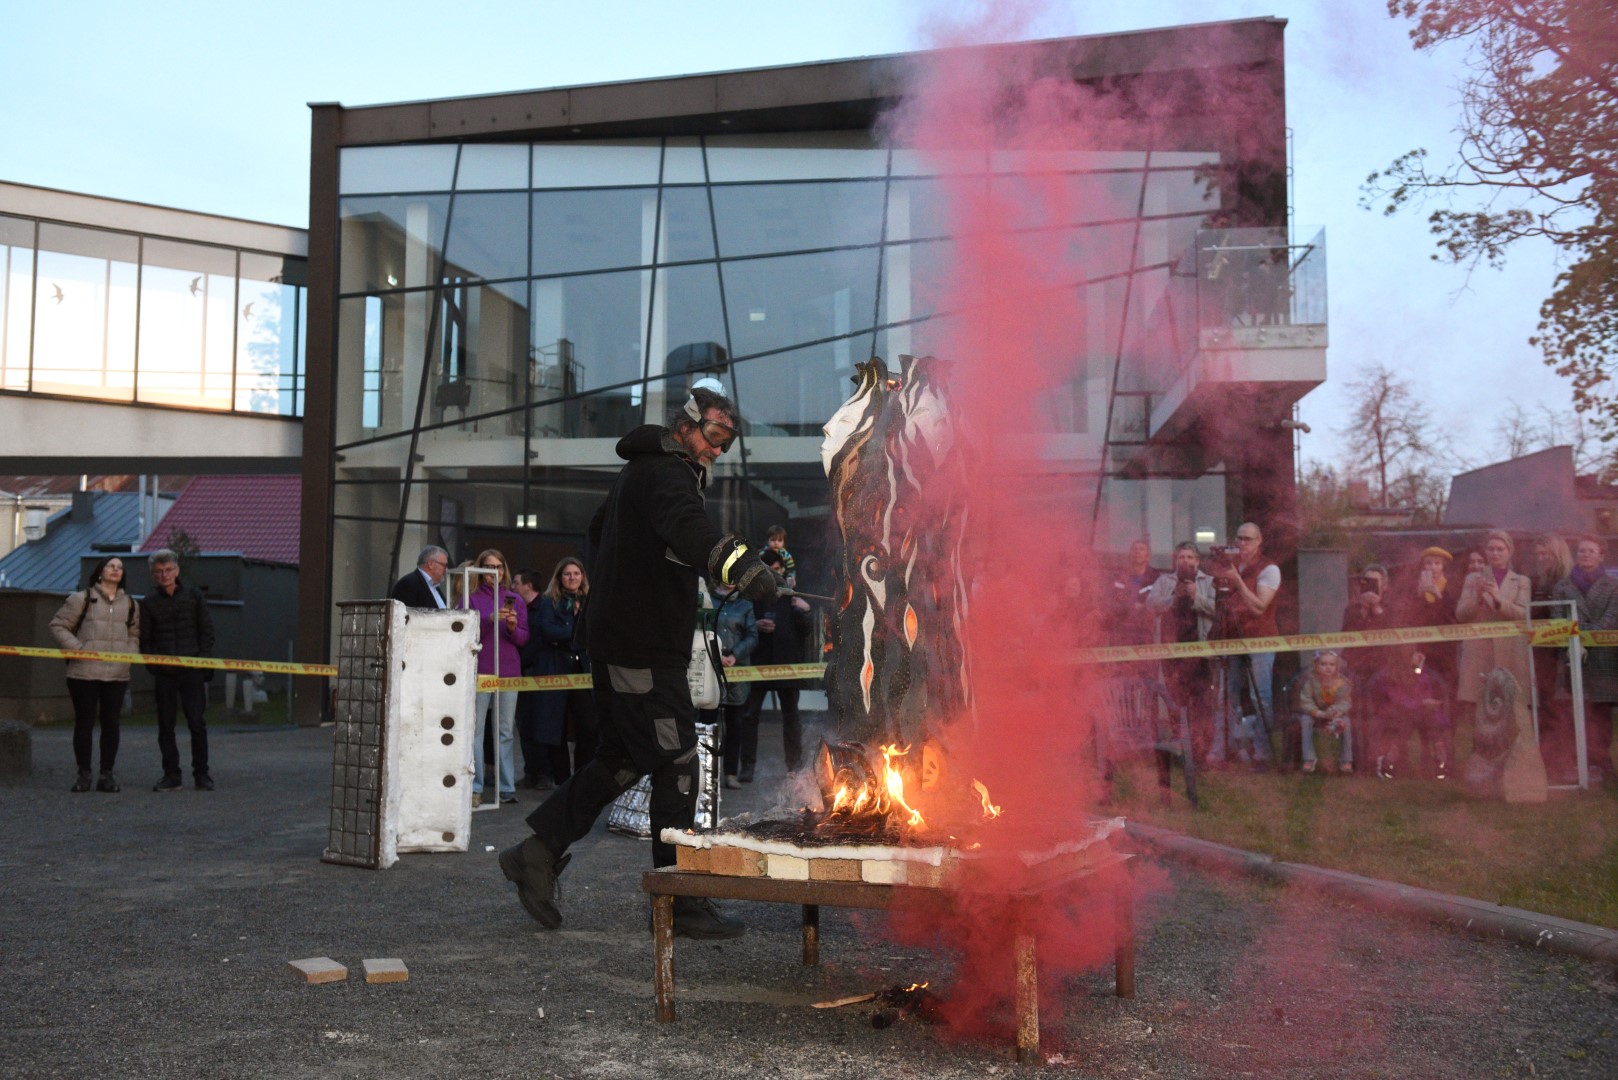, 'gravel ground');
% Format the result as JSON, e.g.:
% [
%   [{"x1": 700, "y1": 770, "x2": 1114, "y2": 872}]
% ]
[{"x1": 2, "y1": 719, "x2": 1615, "y2": 1079}]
